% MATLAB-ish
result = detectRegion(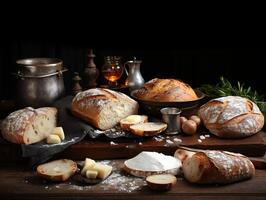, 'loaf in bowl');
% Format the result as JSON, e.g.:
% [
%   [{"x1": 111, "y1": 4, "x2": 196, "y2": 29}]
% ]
[{"x1": 130, "y1": 78, "x2": 206, "y2": 116}]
